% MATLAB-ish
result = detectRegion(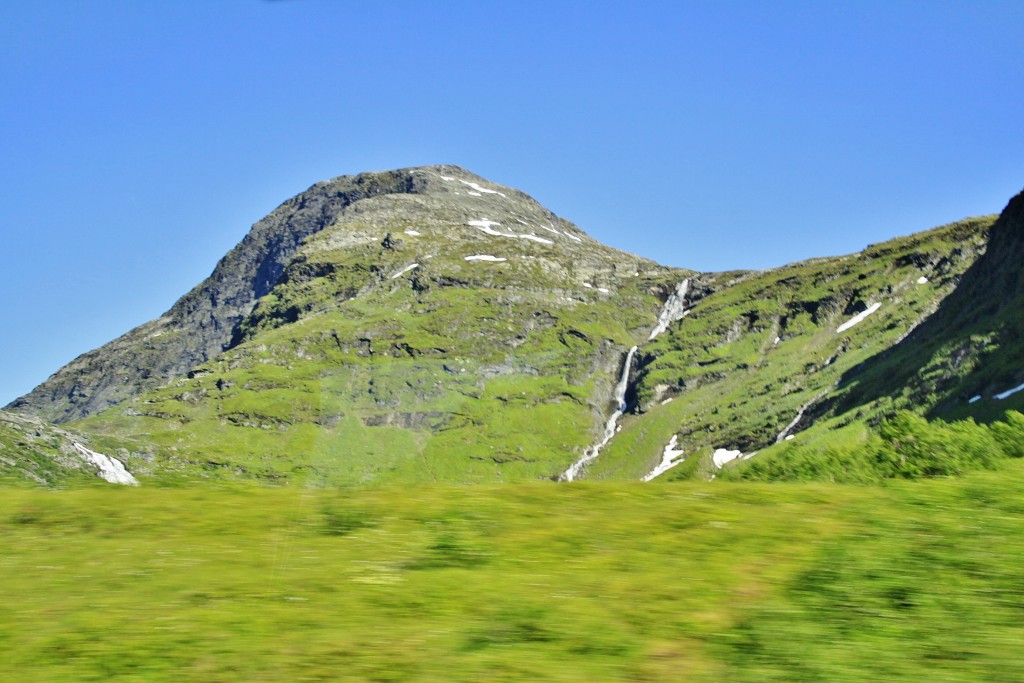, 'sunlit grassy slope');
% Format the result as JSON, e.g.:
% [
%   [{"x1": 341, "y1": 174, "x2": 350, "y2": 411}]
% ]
[
  {"x1": 595, "y1": 216, "x2": 994, "y2": 481},
  {"x1": 4, "y1": 466, "x2": 1024, "y2": 681}
]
